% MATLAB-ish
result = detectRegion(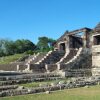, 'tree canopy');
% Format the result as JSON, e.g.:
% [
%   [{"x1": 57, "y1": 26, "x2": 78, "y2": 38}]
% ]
[
  {"x1": 0, "y1": 36, "x2": 56, "y2": 57},
  {"x1": 37, "y1": 36, "x2": 56, "y2": 52},
  {"x1": 0, "y1": 39, "x2": 36, "y2": 57}
]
